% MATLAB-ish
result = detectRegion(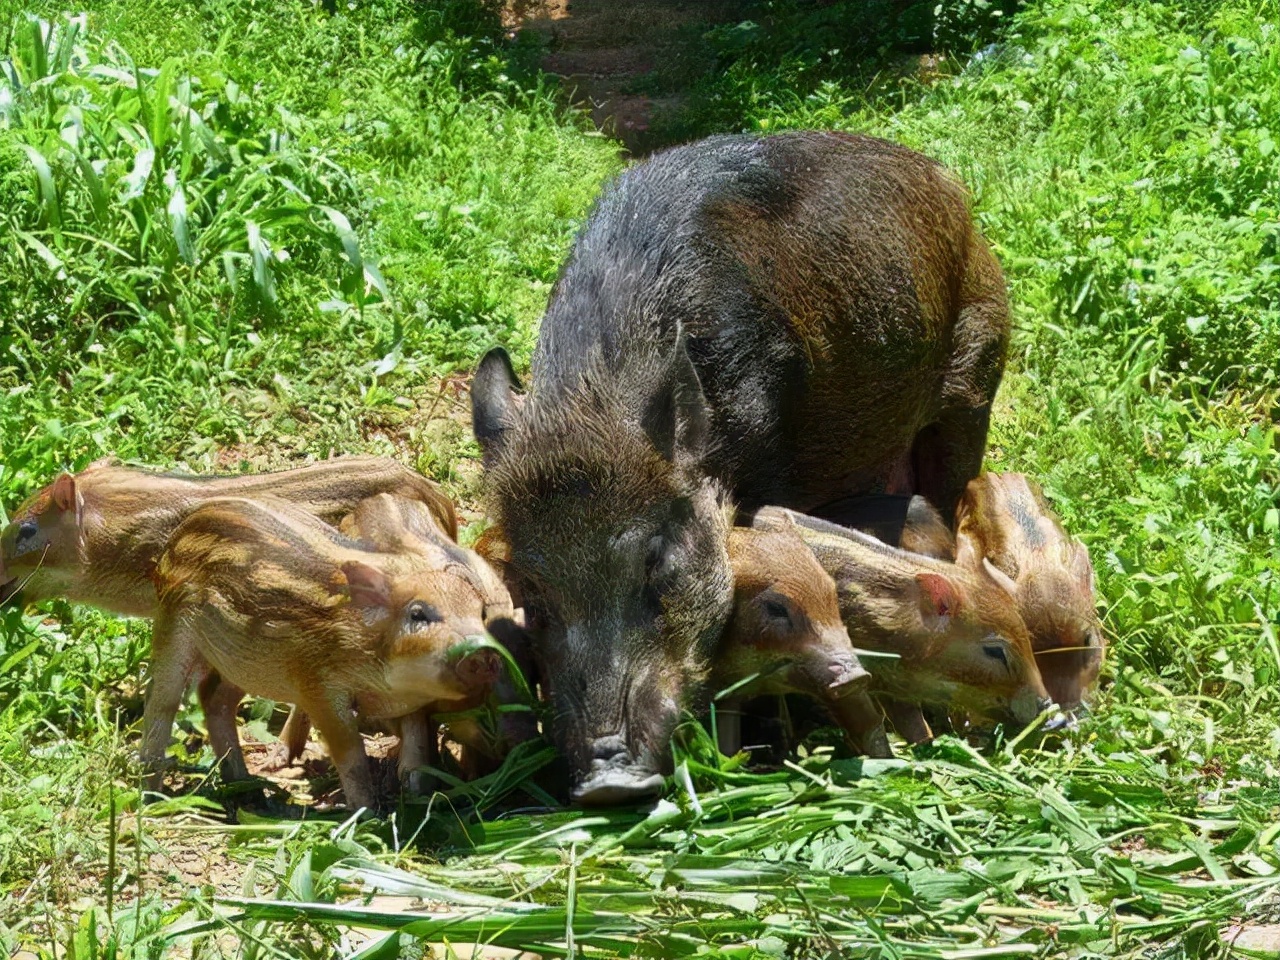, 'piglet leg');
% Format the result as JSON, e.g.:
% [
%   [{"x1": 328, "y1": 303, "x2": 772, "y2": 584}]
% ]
[
  {"x1": 826, "y1": 692, "x2": 893, "y2": 758},
  {"x1": 262, "y1": 707, "x2": 313, "y2": 770},
  {"x1": 305, "y1": 694, "x2": 375, "y2": 812},
  {"x1": 396, "y1": 707, "x2": 438, "y2": 794},
  {"x1": 140, "y1": 611, "x2": 200, "y2": 793},
  {"x1": 882, "y1": 698, "x2": 934, "y2": 745},
  {"x1": 715, "y1": 698, "x2": 744, "y2": 757},
  {"x1": 196, "y1": 671, "x2": 249, "y2": 782}
]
